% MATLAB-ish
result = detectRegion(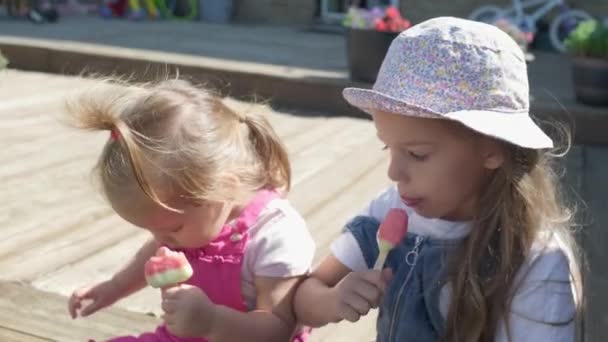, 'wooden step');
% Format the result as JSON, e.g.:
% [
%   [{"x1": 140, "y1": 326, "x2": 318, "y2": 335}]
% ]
[{"x1": 0, "y1": 281, "x2": 158, "y2": 342}]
